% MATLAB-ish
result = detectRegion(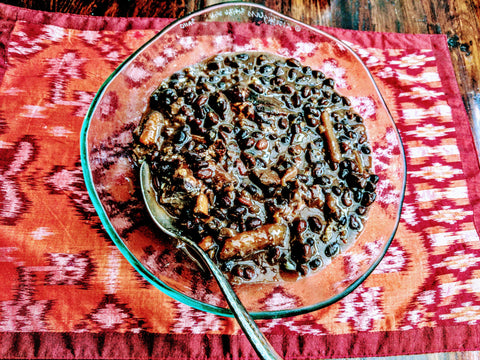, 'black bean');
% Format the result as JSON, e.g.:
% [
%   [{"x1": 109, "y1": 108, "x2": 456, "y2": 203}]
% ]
[
  {"x1": 353, "y1": 189, "x2": 364, "y2": 203},
  {"x1": 196, "y1": 76, "x2": 207, "y2": 86},
  {"x1": 208, "y1": 93, "x2": 228, "y2": 115},
  {"x1": 267, "y1": 246, "x2": 282, "y2": 264},
  {"x1": 219, "y1": 124, "x2": 232, "y2": 133},
  {"x1": 361, "y1": 192, "x2": 376, "y2": 206},
  {"x1": 306, "y1": 115, "x2": 319, "y2": 127},
  {"x1": 195, "y1": 94, "x2": 208, "y2": 107},
  {"x1": 271, "y1": 77, "x2": 285, "y2": 86},
  {"x1": 278, "y1": 117, "x2": 289, "y2": 129},
  {"x1": 206, "y1": 111, "x2": 220, "y2": 126},
  {"x1": 209, "y1": 75, "x2": 221, "y2": 83},
  {"x1": 332, "y1": 186, "x2": 341, "y2": 196},
  {"x1": 259, "y1": 76, "x2": 270, "y2": 85},
  {"x1": 265, "y1": 186, "x2": 277, "y2": 197},
  {"x1": 224, "y1": 56, "x2": 239, "y2": 68},
  {"x1": 312, "y1": 70, "x2": 325, "y2": 79},
  {"x1": 225, "y1": 85, "x2": 249, "y2": 102},
  {"x1": 300, "y1": 243, "x2": 314, "y2": 262},
  {"x1": 256, "y1": 138, "x2": 268, "y2": 150},
  {"x1": 308, "y1": 216, "x2": 324, "y2": 233},
  {"x1": 246, "y1": 217, "x2": 262, "y2": 230},
  {"x1": 180, "y1": 105, "x2": 195, "y2": 117},
  {"x1": 292, "y1": 241, "x2": 313, "y2": 263},
  {"x1": 242, "y1": 68, "x2": 255, "y2": 76},
  {"x1": 231, "y1": 205, "x2": 247, "y2": 218},
  {"x1": 325, "y1": 242, "x2": 339, "y2": 257},
  {"x1": 256, "y1": 54, "x2": 268, "y2": 65},
  {"x1": 291, "y1": 123, "x2": 301, "y2": 135},
  {"x1": 349, "y1": 214, "x2": 361, "y2": 230},
  {"x1": 288, "y1": 145, "x2": 303, "y2": 155},
  {"x1": 242, "y1": 266, "x2": 256, "y2": 280},
  {"x1": 236, "y1": 53, "x2": 249, "y2": 61},
  {"x1": 291, "y1": 93, "x2": 302, "y2": 107},
  {"x1": 338, "y1": 159, "x2": 349, "y2": 171},
  {"x1": 365, "y1": 181, "x2": 376, "y2": 193},
  {"x1": 369, "y1": 174, "x2": 379, "y2": 184},
  {"x1": 182, "y1": 89, "x2": 196, "y2": 104},
  {"x1": 319, "y1": 98, "x2": 330, "y2": 106},
  {"x1": 309, "y1": 258, "x2": 322, "y2": 269},
  {"x1": 218, "y1": 194, "x2": 233, "y2": 208},
  {"x1": 323, "y1": 78, "x2": 335, "y2": 88},
  {"x1": 339, "y1": 141, "x2": 350, "y2": 153},
  {"x1": 236, "y1": 128, "x2": 249, "y2": 139},
  {"x1": 251, "y1": 131, "x2": 263, "y2": 139},
  {"x1": 347, "y1": 174, "x2": 367, "y2": 189},
  {"x1": 246, "y1": 184, "x2": 261, "y2": 198},
  {"x1": 338, "y1": 216, "x2": 347, "y2": 226},
  {"x1": 231, "y1": 265, "x2": 243, "y2": 277},
  {"x1": 302, "y1": 66, "x2": 312, "y2": 75},
  {"x1": 301, "y1": 86, "x2": 312, "y2": 98},
  {"x1": 288, "y1": 68, "x2": 299, "y2": 81},
  {"x1": 259, "y1": 64, "x2": 274, "y2": 75},
  {"x1": 207, "y1": 61, "x2": 220, "y2": 70},
  {"x1": 342, "y1": 189, "x2": 353, "y2": 207},
  {"x1": 339, "y1": 167, "x2": 350, "y2": 180},
  {"x1": 173, "y1": 125, "x2": 190, "y2": 144},
  {"x1": 294, "y1": 219, "x2": 307, "y2": 234},
  {"x1": 207, "y1": 129, "x2": 217, "y2": 143},
  {"x1": 361, "y1": 145, "x2": 371, "y2": 154},
  {"x1": 317, "y1": 175, "x2": 331, "y2": 186},
  {"x1": 286, "y1": 58, "x2": 301, "y2": 68},
  {"x1": 298, "y1": 264, "x2": 310, "y2": 276},
  {"x1": 331, "y1": 93, "x2": 342, "y2": 103},
  {"x1": 347, "y1": 131, "x2": 356, "y2": 139},
  {"x1": 150, "y1": 88, "x2": 178, "y2": 109},
  {"x1": 249, "y1": 82, "x2": 264, "y2": 93},
  {"x1": 241, "y1": 137, "x2": 256, "y2": 149},
  {"x1": 280, "y1": 84, "x2": 295, "y2": 94},
  {"x1": 298, "y1": 174, "x2": 310, "y2": 183}
]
